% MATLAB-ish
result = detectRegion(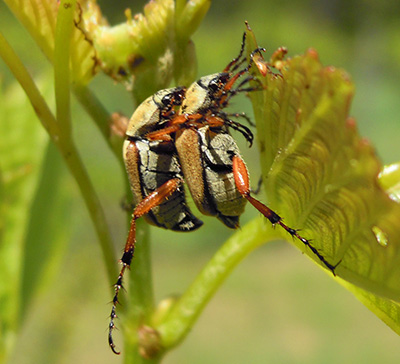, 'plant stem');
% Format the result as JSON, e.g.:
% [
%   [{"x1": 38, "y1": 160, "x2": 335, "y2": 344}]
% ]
[
  {"x1": 0, "y1": 32, "x2": 58, "y2": 137},
  {"x1": 59, "y1": 138, "x2": 117, "y2": 283},
  {"x1": 54, "y1": 0, "x2": 76, "y2": 138},
  {"x1": 156, "y1": 217, "x2": 281, "y2": 350},
  {"x1": 0, "y1": 30, "x2": 117, "y2": 286}
]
